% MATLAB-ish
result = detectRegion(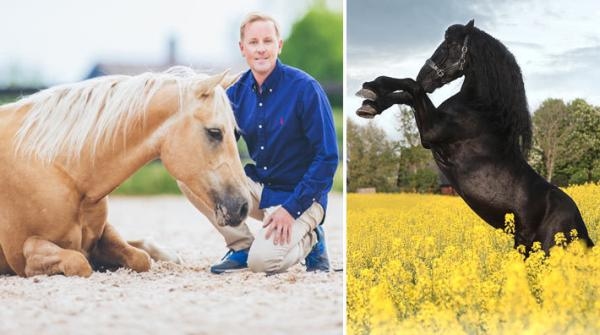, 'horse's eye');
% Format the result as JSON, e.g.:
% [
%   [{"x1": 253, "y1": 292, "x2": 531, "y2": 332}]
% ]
[{"x1": 206, "y1": 128, "x2": 223, "y2": 142}]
